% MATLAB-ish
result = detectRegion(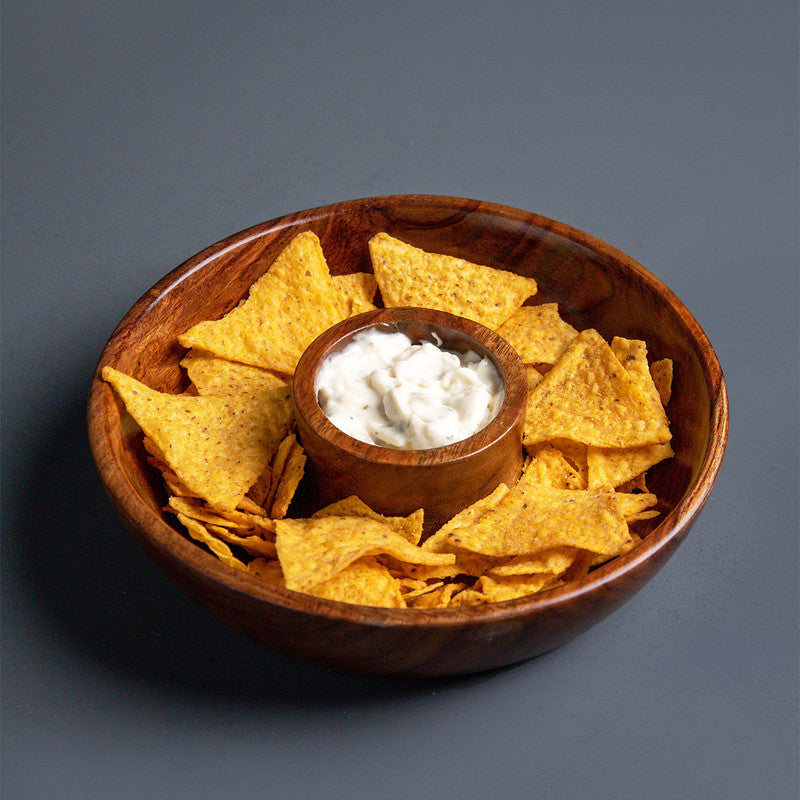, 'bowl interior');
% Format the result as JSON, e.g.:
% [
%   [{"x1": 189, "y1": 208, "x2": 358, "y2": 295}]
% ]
[{"x1": 90, "y1": 195, "x2": 727, "y2": 620}]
